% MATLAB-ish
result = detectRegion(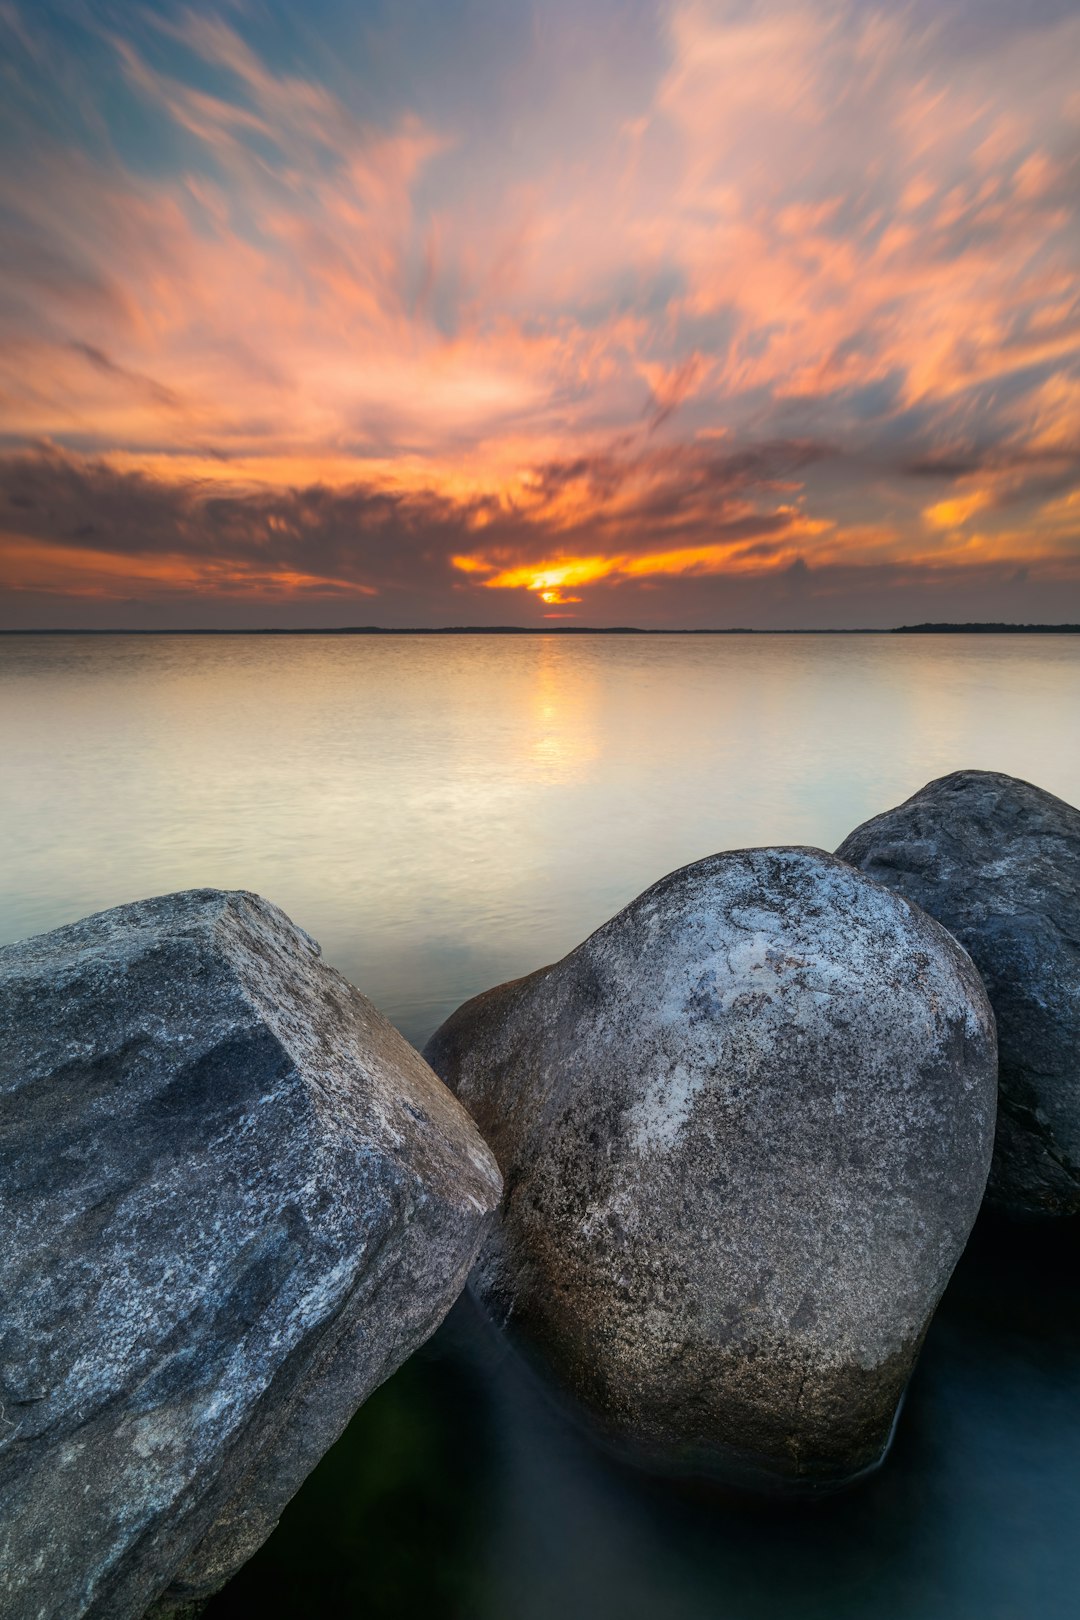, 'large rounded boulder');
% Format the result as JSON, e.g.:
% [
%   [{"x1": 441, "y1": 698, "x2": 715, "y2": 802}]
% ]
[
  {"x1": 0, "y1": 890, "x2": 501, "y2": 1620},
  {"x1": 838, "y1": 769, "x2": 1080, "y2": 1216},
  {"x1": 424, "y1": 848, "x2": 996, "y2": 1493}
]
